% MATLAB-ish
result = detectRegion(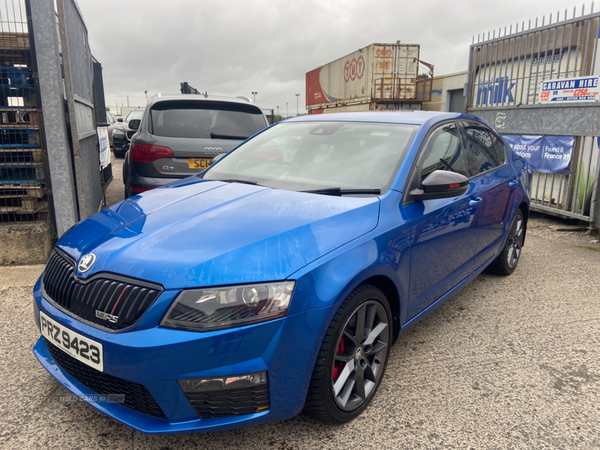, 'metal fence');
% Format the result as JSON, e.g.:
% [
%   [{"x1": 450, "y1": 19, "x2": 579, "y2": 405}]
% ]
[
  {"x1": 466, "y1": 5, "x2": 600, "y2": 225},
  {"x1": 57, "y1": 0, "x2": 103, "y2": 221},
  {"x1": 0, "y1": 0, "x2": 49, "y2": 223}
]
